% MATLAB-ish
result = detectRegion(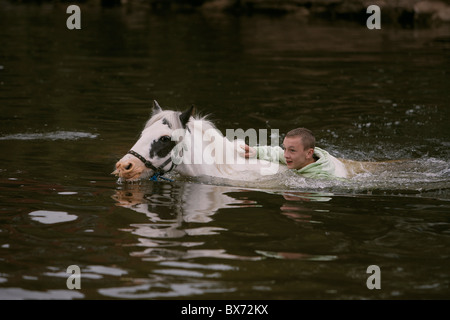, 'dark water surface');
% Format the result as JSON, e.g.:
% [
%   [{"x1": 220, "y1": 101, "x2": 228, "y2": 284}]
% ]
[{"x1": 1, "y1": 2, "x2": 449, "y2": 299}]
